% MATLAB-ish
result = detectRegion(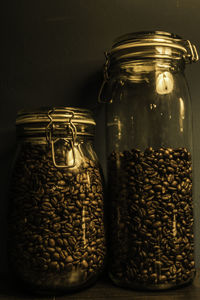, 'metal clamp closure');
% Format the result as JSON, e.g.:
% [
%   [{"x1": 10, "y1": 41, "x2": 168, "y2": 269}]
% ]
[
  {"x1": 183, "y1": 40, "x2": 199, "y2": 63},
  {"x1": 46, "y1": 108, "x2": 77, "y2": 168}
]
